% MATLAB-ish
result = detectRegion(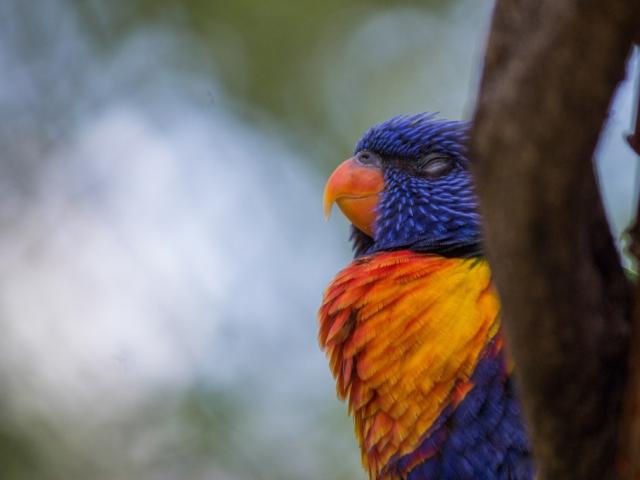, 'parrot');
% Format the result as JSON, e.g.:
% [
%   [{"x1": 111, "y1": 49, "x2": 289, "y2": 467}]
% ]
[{"x1": 318, "y1": 113, "x2": 533, "y2": 479}]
